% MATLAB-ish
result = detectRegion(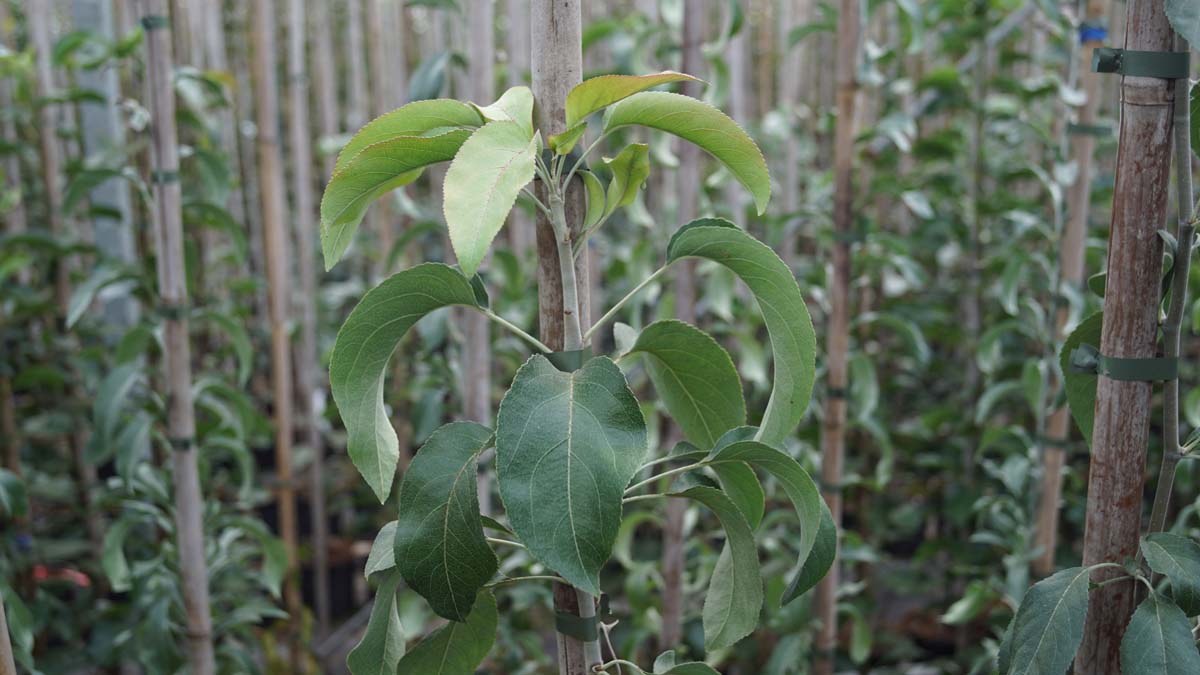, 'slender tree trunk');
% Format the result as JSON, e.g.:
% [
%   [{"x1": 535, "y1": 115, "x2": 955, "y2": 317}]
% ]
[
  {"x1": 250, "y1": 0, "x2": 302, "y2": 662},
  {"x1": 1034, "y1": 0, "x2": 1110, "y2": 578},
  {"x1": 309, "y1": 0, "x2": 340, "y2": 177},
  {"x1": 1075, "y1": 2, "x2": 1176, "y2": 672},
  {"x1": 230, "y1": 1, "x2": 269, "y2": 335},
  {"x1": 813, "y1": 0, "x2": 860, "y2": 671},
  {"x1": 139, "y1": 2, "x2": 216, "y2": 671},
  {"x1": 0, "y1": 593, "x2": 15, "y2": 675}
]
